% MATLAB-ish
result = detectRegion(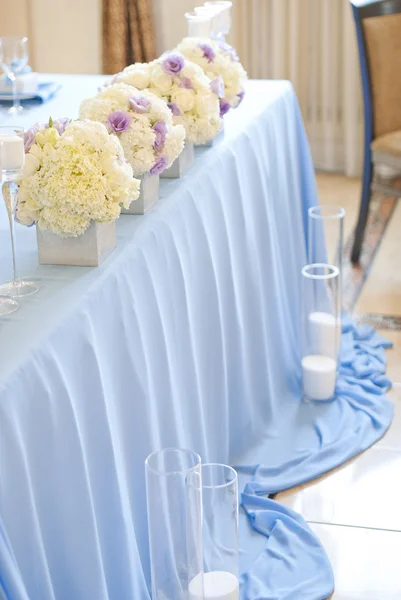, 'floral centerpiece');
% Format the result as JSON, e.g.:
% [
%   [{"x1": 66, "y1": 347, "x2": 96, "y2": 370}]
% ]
[
  {"x1": 113, "y1": 52, "x2": 222, "y2": 145},
  {"x1": 18, "y1": 118, "x2": 140, "y2": 238},
  {"x1": 175, "y1": 37, "x2": 247, "y2": 117},
  {"x1": 79, "y1": 83, "x2": 185, "y2": 177}
]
